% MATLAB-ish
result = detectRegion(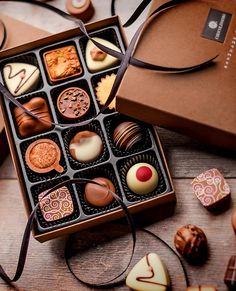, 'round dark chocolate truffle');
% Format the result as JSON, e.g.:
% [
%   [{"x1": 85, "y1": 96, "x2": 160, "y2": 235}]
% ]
[
  {"x1": 57, "y1": 87, "x2": 90, "y2": 120},
  {"x1": 174, "y1": 224, "x2": 208, "y2": 261},
  {"x1": 69, "y1": 130, "x2": 103, "y2": 163},
  {"x1": 84, "y1": 177, "x2": 115, "y2": 207},
  {"x1": 126, "y1": 162, "x2": 159, "y2": 195},
  {"x1": 113, "y1": 121, "x2": 143, "y2": 151}
]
